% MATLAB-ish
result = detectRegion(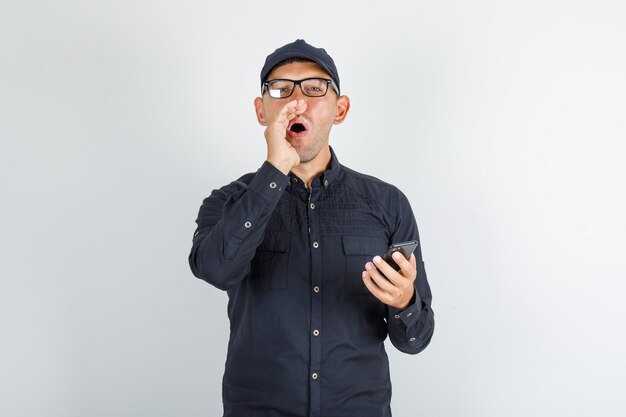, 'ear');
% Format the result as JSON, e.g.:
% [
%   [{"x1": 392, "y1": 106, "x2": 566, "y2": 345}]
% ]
[
  {"x1": 254, "y1": 97, "x2": 267, "y2": 126},
  {"x1": 333, "y1": 95, "x2": 351, "y2": 125}
]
